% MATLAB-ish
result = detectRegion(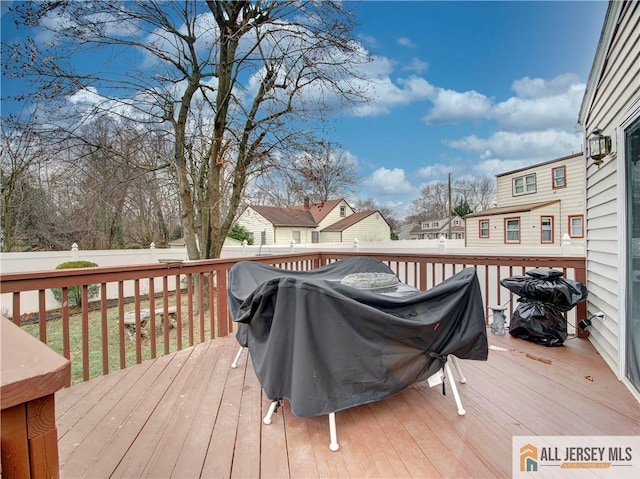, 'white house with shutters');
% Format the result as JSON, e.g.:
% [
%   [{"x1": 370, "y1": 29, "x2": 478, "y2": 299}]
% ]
[
  {"x1": 236, "y1": 198, "x2": 392, "y2": 245},
  {"x1": 577, "y1": 0, "x2": 639, "y2": 400},
  {"x1": 464, "y1": 153, "x2": 586, "y2": 249},
  {"x1": 408, "y1": 216, "x2": 465, "y2": 240}
]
